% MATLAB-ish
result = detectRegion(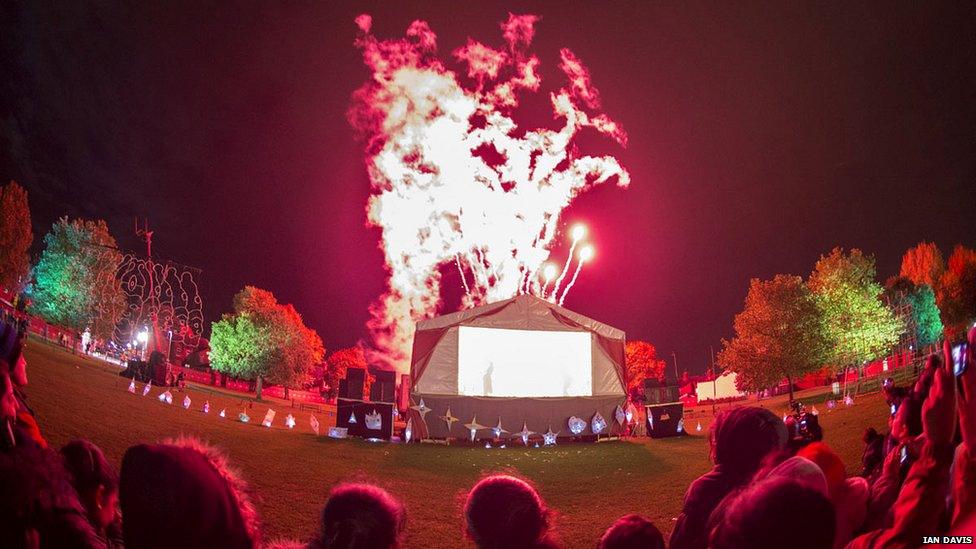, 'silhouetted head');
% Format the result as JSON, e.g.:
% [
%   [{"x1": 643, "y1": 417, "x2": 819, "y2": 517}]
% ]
[
  {"x1": 120, "y1": 437, "x2": 260, "y2": 549},
  {"x1": 317, "y1": 483, "x2": 405, "y2": 549},
  {"x1": 710, "y1": 407, "x2": 788, "y2": 477},
  {"x1": 598, "y1": 514, "x2": 664, "y2": 549},
  {"x1": 60, "y1": 440, "x2": 119, "y2": 530},
  {"x1": 464, "y1": 475, "x2": 555, "y2": 549},
  {"x1": 709, "y1": 476, "x2": 835, "y2": 549}
]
